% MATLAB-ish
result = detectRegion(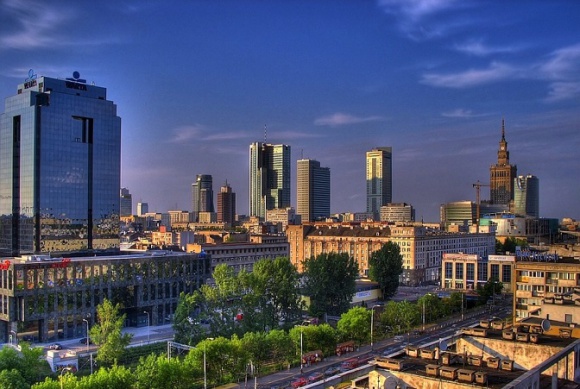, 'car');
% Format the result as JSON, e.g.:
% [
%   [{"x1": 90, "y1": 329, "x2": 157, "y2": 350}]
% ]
[
  {"x1": 394, "y1": 335, "x2": 404, "y2": 342},
  {"x1": 291, "y1": 376, "x2": 308, "y2": 388},
  {"x1": 79, "y1": 337, "x2": 93, "y2": 345},
  {"x1": 49, "y1": 343, "x2": 62, "y2": 350},
  {"x1": 324, "y1": 365, "x2": 341, "y2": 376},
  {"x1": 308, "y1": 372, "x2": 324, "y2": 382}
]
